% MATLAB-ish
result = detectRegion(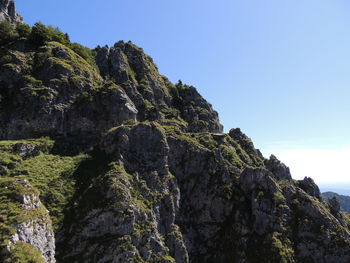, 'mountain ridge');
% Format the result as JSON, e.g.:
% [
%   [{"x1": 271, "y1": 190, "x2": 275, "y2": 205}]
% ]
[
  {"x1": 322, "y1": 192, "x2": 350, "y2": 214},
  {"x1": 1, "y1": 2, "x2": 350, "y2": 263}
]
